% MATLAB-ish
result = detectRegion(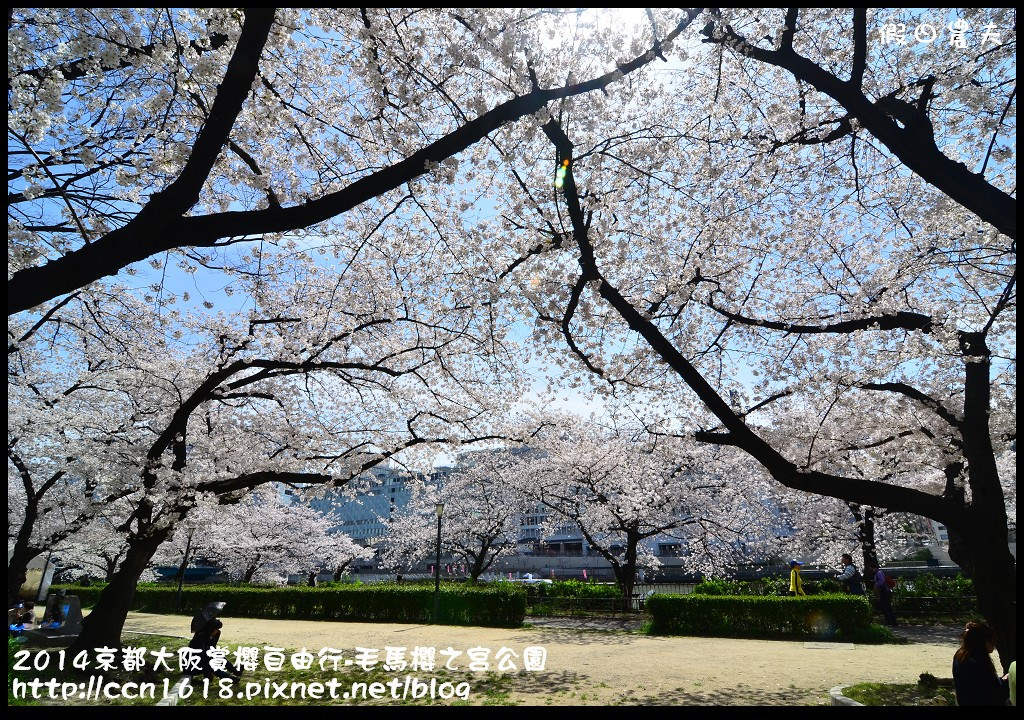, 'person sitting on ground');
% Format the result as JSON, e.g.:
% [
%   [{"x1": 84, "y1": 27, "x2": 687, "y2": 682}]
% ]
[
  {"x1": 188, "y1": 618, "x2": 243, "y2": 682},
  {"x1": 952, "y1": 621, "x2": 1010, "y2": 706},
  {"x1": 18, "y1": 601, "x2": 35, "y2": 628},
  {"x1": 40, "y1": 602, "x2": 65, "y2": 629},
  {"x1": 8, "y1": 602, "x2": 32, "y2": 637},
  {"x1": 8, "y1": 603, "x2": 24, "y2": 626},
  {"x1": 788, "y1": 560, "x2": 806, "y2": 596},
  {"x1": 835, "y1": 554, "x2": 865, "y2": 595}
]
